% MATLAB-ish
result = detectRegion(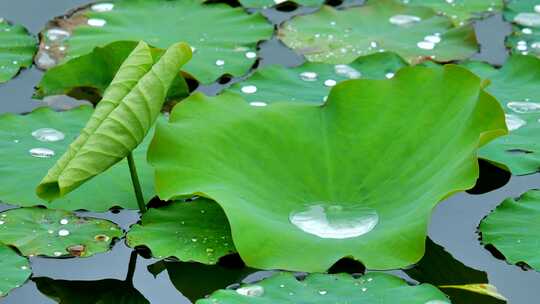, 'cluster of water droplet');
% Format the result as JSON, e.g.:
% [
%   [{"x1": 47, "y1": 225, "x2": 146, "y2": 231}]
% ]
[
  {"x1": 511, "y1": 5, "x2": 540, "y2": 55},
  {"x1": 504, "y1": 99, "x2": 540, "y2": 131},
  {"x1": 25, "y1": 128, "x2": 65, "y2": 159}
]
